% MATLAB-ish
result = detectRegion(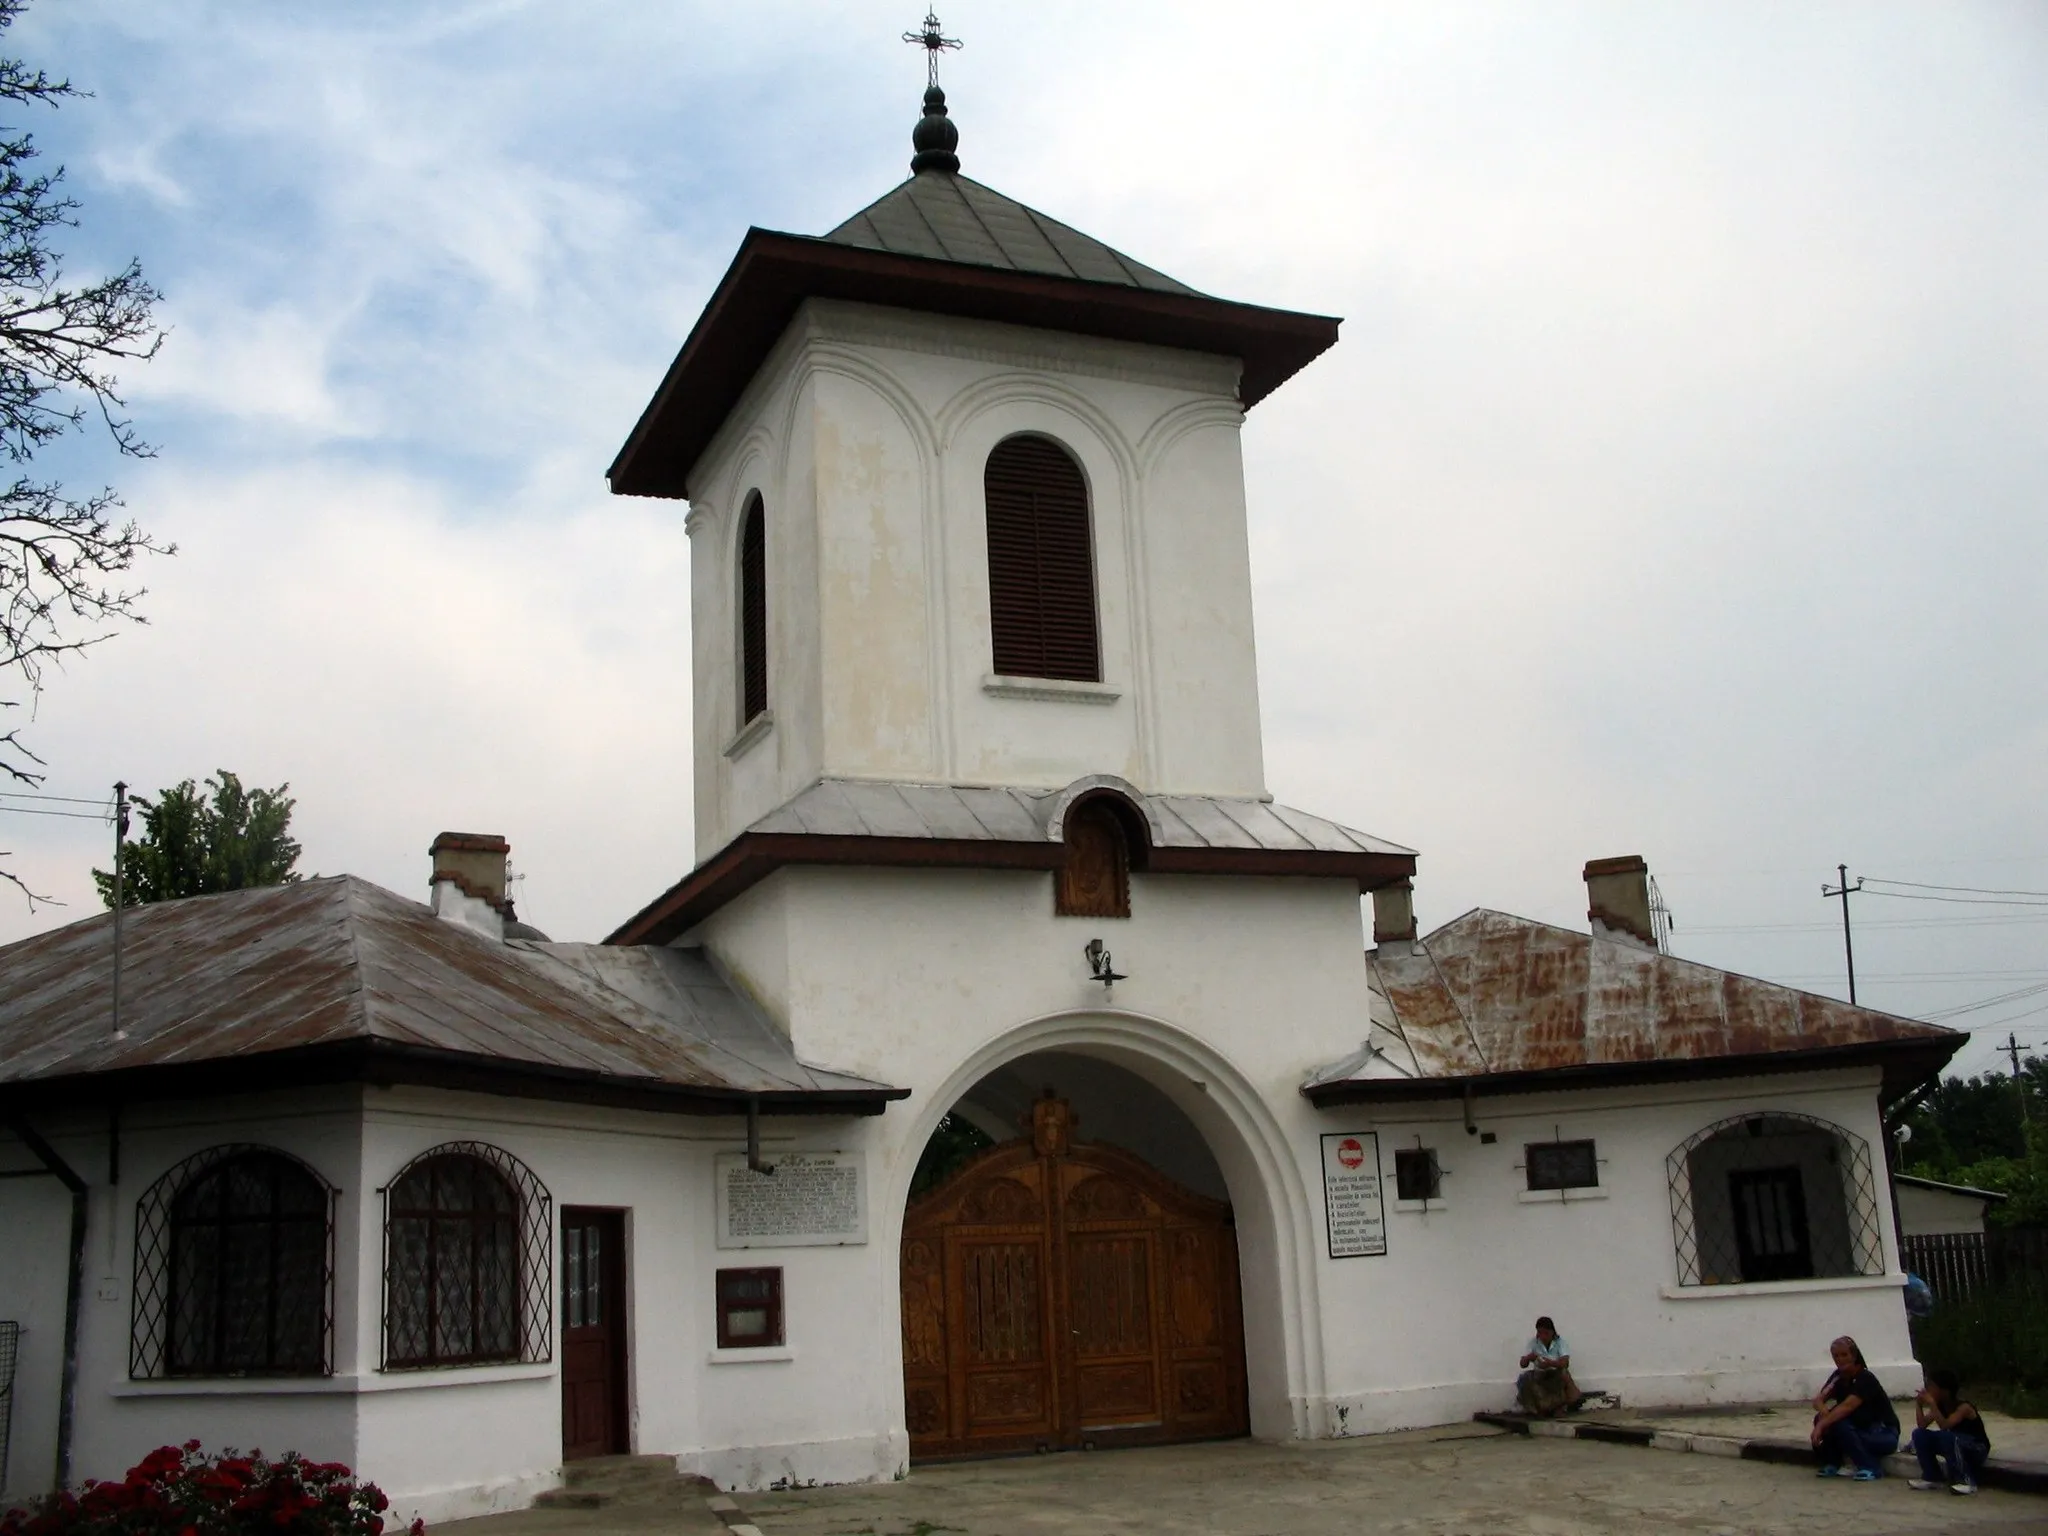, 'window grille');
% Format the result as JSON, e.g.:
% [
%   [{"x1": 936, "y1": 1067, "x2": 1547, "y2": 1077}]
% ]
[
  {"x1": 130, "y1": 1146, "x2": 335, "y2": 1380},
  {"x1": 382, "y1": 1142, "x2": 552, "y2": 1369},
  {"x1": 984, "y1": 435, "x2": 1100, "y2": 682},
  {"x1": 1394, "y1": 1148, "x2": 1442, "y2": 1202},
  {"x1": 716, "y1": 1268, "x2": 783, "y2": 1349},
  {"x1": 1666, "y1": 1113, "x2": 1884, "y2": 1287},
  {"x1": 739, "y1": 494, "x2": 768, "y2": 723},
  {"x1": 1525, "y1": 1140, "x2": 1599, "y2": 1191}
]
